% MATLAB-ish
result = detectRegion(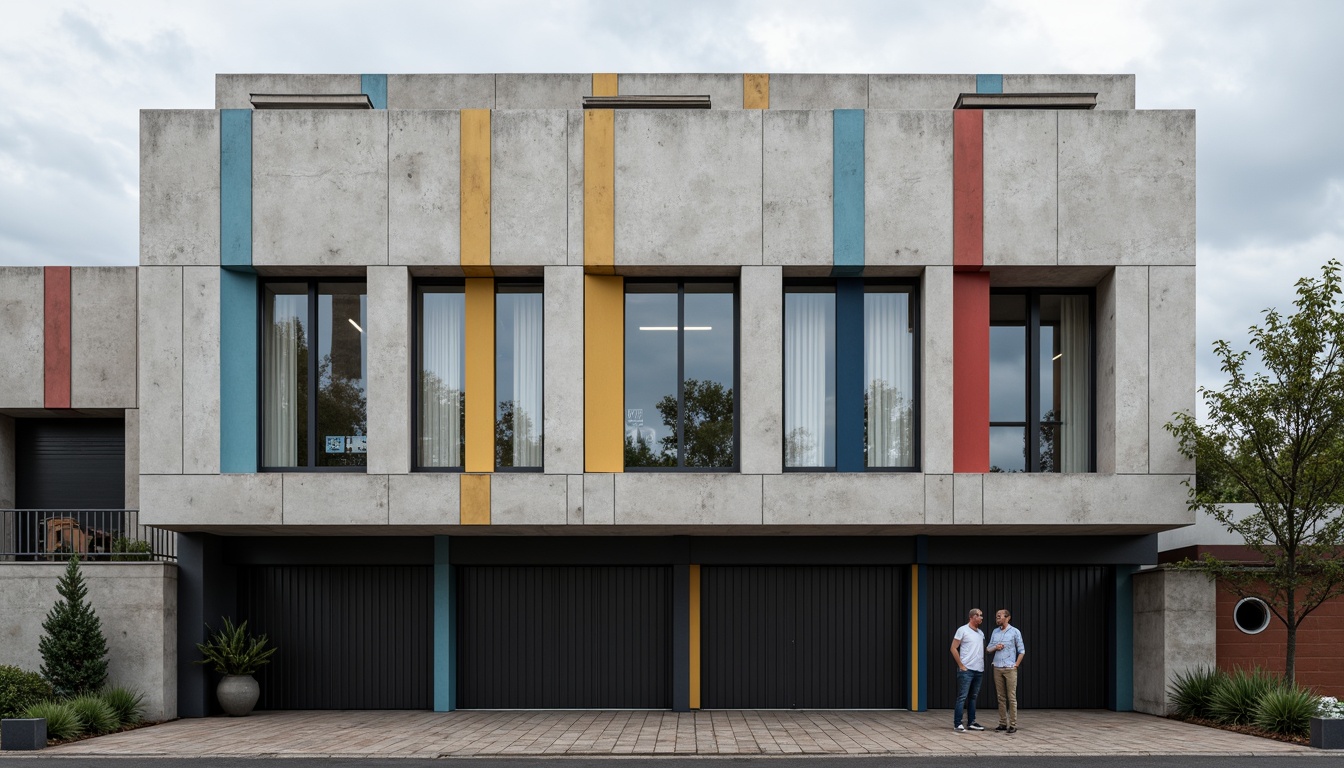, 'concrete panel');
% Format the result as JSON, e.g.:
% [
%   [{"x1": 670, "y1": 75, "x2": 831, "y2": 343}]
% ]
[
  {"x1": 283, "y1": 474, "x2": 389, "y2": 526},
  {"x1": 140, "y1": 110, "x2": 220, "y2": 266},
  {"x1": 138, "y1": 267, "x2": 182, "y2": 475},
  {"x1": 769, "y1": 74, "x2": 867, "y2": 109},
  {"x1": 983, "y1": 111, "x2": 1057, "y2": 267},
  {"x1": 953, "y1": 473, "x2": 983, "y2": 524},
  {"x1": 922, "y1": 267, "x2": 955, "y2": 474},
  {"x1": 140, "y1": 474, "x2": 282, "y2": 527},
  {"x1": 763, "y1": 111, "x2": 832, "y2": 267},
  {"x1": 567, "y1": 474, "x2": 583, "y2": 524},
  {"x1": 389, "y1": 473, "x2": 460, "y2": 526},
  {"x1": 492, "y1": 473, "x2": 567, "y2": 525},
  {"x1": 1132, "y1": 568, "x2": 1216, "y2": 715},
  {"x1": 215, "y1": 74, "x2": 361, "y2": 109},
  {"x1": 1058, "y1": 111, "x2": 1196, "y2": 266},
  {"x1": 925, "y1": 474, "x2": 953, "y2": 525},
  {"x1": 0, "y1": 415, "x2": 13, "y2": 508},
  {"x1": 181, "y1": 268, "x2": 220, "y2": 474},
  {"x1": 367, "y1": 267, "x2": 411, "y2": 475},
  {"x1": 389, "y1": 110, "x2": 460, "y2": 266},
  {"x1": 1003, "y1": 74, "x2": 1135, "y2": 111},
  {"x1": 492, "y1": 110, "x2": 568, "y2": 266},
  {"x1": 253, "y1": 110, "x2": 389, "y2": 266},
  {"x1": 495, "y1": 74, "x2": 590, "y2": 109},
  {"x1": 618, "y1": 74, "x2": 743, "y2": 109},
  {"x1": 614, "y1": 110, "x2": 762, "y2": 266},
  {"x1": 740, "y1": 267, "x2": 783, "y2": 474},
  {"x1": 124, "y1": 410, "x2": 139, "y2": 509},
  {"x1": 869, "y1": 74, "x2": 975, "y2": 110},
  {"x1": 583, "y1": 473, "x2": 614, "y2": 525},
  {"x1": 566, "y1": 110, "x2": 584, "y2": 266},
  {"x1": 866, "y1": 111, "x2": 954, "y2": 266},
  {"x1": 1150, "y1": 267, "x2": 1196, "y2": 474},
  {"x1": 1097, "y1": 267, "x2": 1150, "y2": 474},
  {"x1": 0, "y1": 268, "x2": 45, "y2": 409},
  {"x1": 615, "y1": 474, "x2": 762, "y2": 526},
  {"x1": 763, "y1": 473, "x2": 923, "y2": 525},
  {"x1": 982, "y1": 473, "x2": 1192, "y2": 528},
  {"x1": 387, "y1": 74, "x2": 494, "y2": 109},
  {"x1": 544, "y1": 266, "x2": 583, "y2": 473},
  {"x1": 0, "y1": 562, "x2": 178, "y2": 720},
  {"x1": 70, "y1": 268, "x2": 138, "y2": 408}
]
